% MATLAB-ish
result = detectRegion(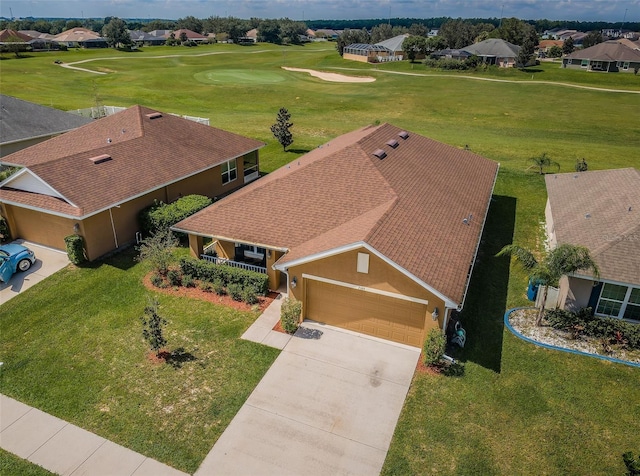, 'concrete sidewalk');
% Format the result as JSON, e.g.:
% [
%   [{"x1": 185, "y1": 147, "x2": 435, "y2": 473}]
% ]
[
  {"x1": 241, "y1": 292, "x2": 292, "y2": 349},
  {"x1": 0, "y1": 394, "x2": 187, "y2": 476}
]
